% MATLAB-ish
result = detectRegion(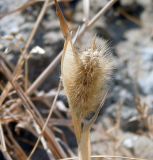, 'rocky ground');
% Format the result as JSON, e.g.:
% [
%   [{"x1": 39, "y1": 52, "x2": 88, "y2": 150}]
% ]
[{"x1": 0, "y1": 0, "x2": 153, "y2": 160}]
